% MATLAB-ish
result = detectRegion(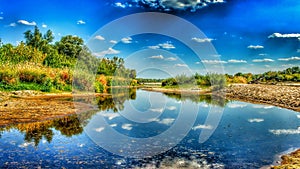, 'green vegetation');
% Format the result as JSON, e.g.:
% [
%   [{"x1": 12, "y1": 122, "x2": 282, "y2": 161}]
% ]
[
  {"x1": 161, "y1": 73, "x2": 226, "y2": 91},
  {"x1": 0, "y1": 26, "x2": 136, "y2": 92},
  {"x1": 160, "y1": 67, "x2": 300, "y2": 89}
]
